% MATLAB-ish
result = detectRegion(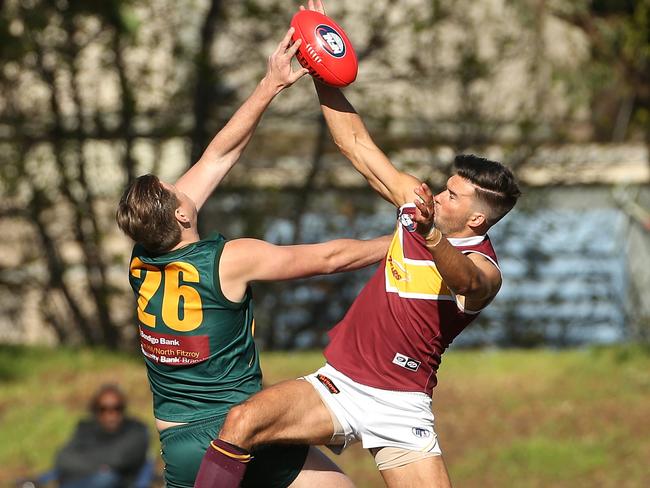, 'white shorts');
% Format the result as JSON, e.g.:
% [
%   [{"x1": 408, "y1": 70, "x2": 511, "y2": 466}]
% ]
[{"x1": 302, "y1": 363, "x2": 442, "y2": 455}]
